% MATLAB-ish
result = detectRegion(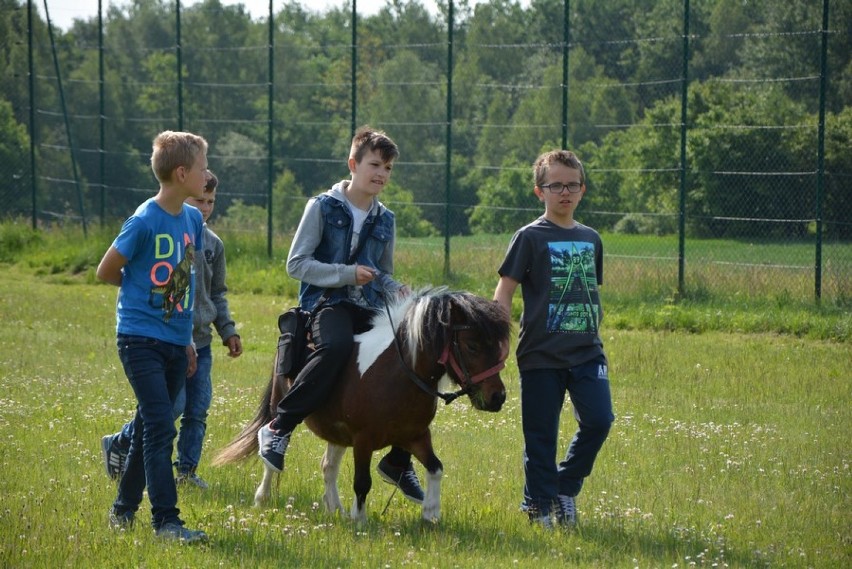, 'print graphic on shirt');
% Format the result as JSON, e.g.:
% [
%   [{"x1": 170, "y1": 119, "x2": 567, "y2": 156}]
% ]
[
  {"x1": 153, "y1": 242, "x2": 195, "y2": 322},
  {"x1": 546, "y1": 241, "x2": 599, "y2": 333}
]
